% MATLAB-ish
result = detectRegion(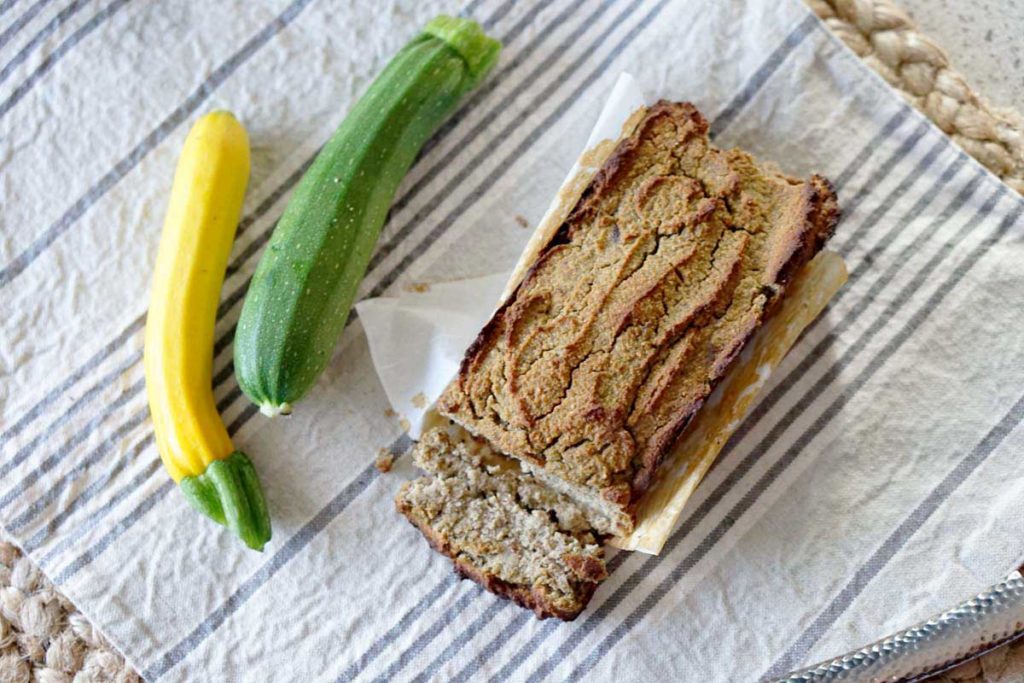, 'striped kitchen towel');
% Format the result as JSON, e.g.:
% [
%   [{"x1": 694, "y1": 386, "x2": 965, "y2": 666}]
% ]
[{"x1": 2, "y1": 0, "x2": 1023, "y2": 680}]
